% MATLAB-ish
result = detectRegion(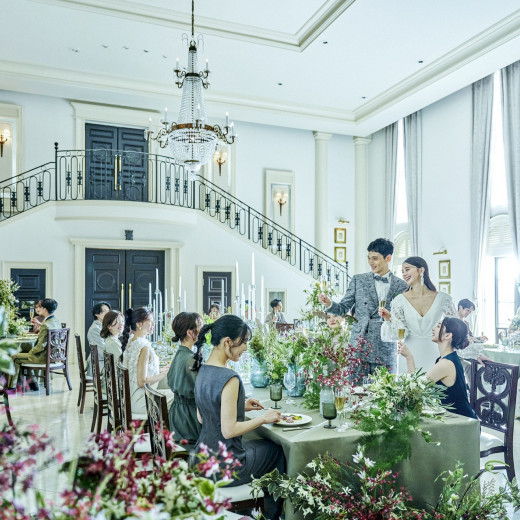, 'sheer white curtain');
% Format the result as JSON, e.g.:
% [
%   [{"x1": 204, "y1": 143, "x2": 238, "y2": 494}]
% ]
[
  {"x1": 501, "y1": 60, "x2": 520, "y2": 267},
  {"x1": 403, "y1": 112, "x2": 422, "y2": 256},
  {"x1": 385, "y1": 123, "x2": 398, "y2": 240},
  {"x1": 470, "y1": 75, "x2": 494, "y2": 301}
]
